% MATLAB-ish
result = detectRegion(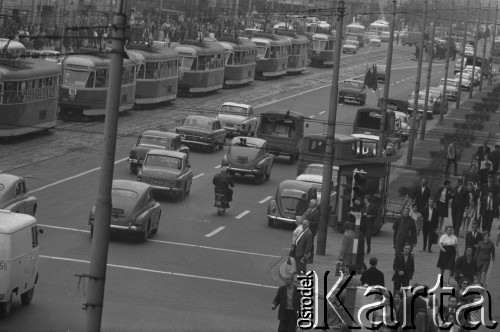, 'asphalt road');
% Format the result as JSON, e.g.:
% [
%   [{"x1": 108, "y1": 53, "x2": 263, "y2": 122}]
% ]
[{"x1": 0, "y1": 42, "x2": 469, "y2": 331}]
